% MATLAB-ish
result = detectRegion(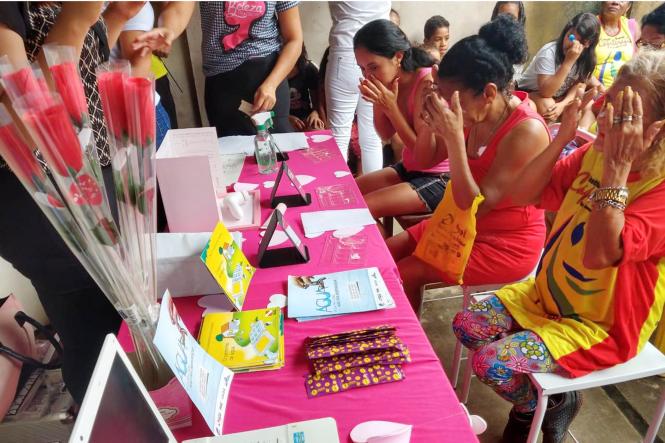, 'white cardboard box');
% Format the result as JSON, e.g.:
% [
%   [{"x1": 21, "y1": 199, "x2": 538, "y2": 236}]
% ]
[{"x1": 157, "y1": 128, "x2": 246, "y2": 233}]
